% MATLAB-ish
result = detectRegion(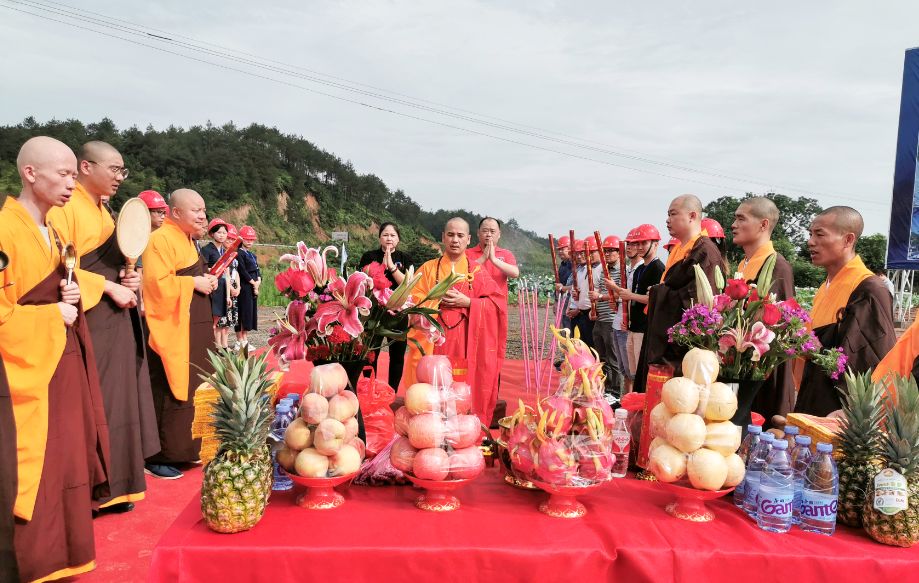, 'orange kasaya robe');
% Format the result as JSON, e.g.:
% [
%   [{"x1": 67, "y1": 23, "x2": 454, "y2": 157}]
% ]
[
  {"x1": 142, "y1": 218, "x2": 201, "y2": 402},
  {"x1": 872, "y1": 316, "x2": 919, "y2": 404},
  {"x1": 661, "y1": 231, "x2": 702, "y2": 282},
  {"x1": 404, "y1": 254, "x2": 508, "y2": 425},
  {"x1": 0, "y1": 196, "x2": 110, "y2": 582},
  {"x1": 735, "y1": 241, "x2": 775, "y2": 281}
]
